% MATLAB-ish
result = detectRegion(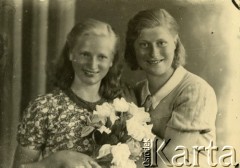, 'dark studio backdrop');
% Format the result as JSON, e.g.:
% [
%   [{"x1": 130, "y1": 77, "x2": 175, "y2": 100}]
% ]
[{"x1": 1, "y1": 0, "x2": 240, "y2": 167}]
